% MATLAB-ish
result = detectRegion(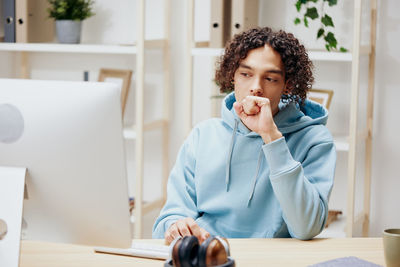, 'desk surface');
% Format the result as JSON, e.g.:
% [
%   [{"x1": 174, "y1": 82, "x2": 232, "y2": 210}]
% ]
[{"x1": 20, "y1": 238, "x2": 385, "y2": 267}]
